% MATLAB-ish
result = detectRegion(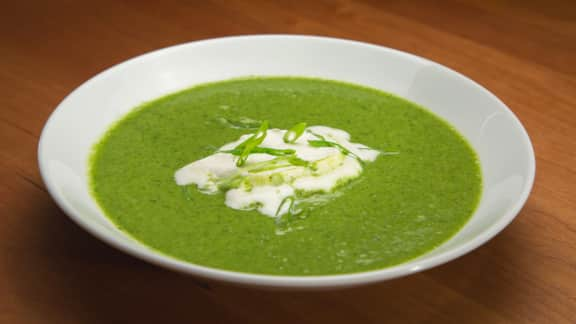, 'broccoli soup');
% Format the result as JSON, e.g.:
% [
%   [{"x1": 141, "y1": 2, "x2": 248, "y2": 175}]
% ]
[{"x1": 90, "y1": 77, "x2": 481, "y2": 275}]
